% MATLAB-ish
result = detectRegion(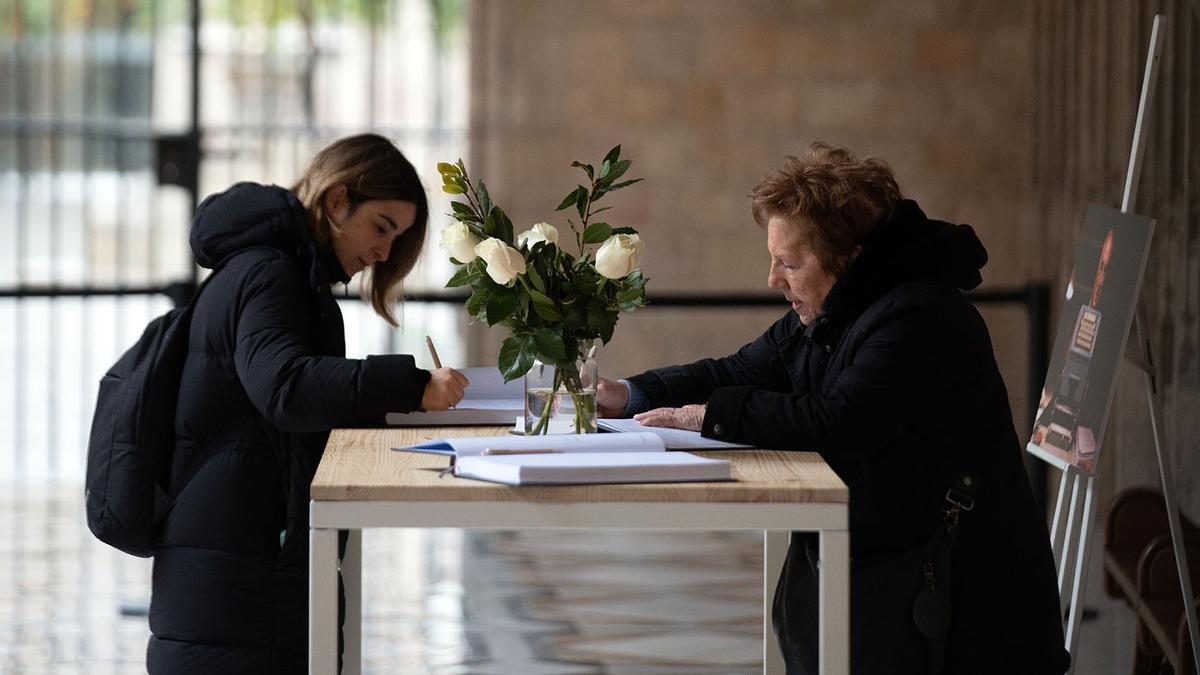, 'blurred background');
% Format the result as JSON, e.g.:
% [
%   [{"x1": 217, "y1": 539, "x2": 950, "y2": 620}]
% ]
[{"x1": 0, "y1": 0, "x2": 1196, "y2": 672}]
